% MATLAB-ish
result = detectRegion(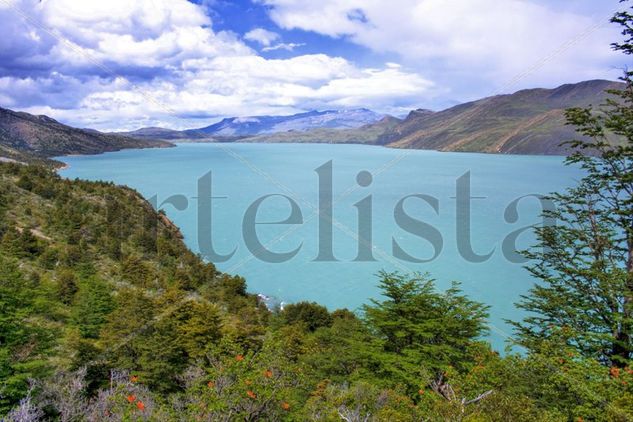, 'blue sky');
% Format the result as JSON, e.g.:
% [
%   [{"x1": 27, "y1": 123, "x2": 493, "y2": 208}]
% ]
[{"x1": 0, "y1": 0, "x2": 627, "y2": 130}]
